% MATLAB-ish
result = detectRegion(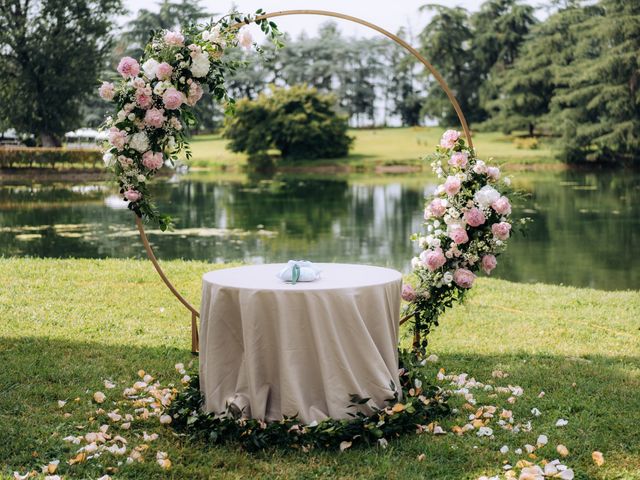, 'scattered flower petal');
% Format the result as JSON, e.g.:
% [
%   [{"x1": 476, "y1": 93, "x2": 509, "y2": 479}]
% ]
[
  {"x1": 555, "y1": 418, "x2": 568, "y2": 427},
  {"x1": 592, "y1": 451, "x2": 604, "y2": 466},
  {"x1": 557, "y1": 444, "x2": 569, "y2": 457},
  {"x1": 93, "y1": 392, "x2": 106, "y2": 404}
]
